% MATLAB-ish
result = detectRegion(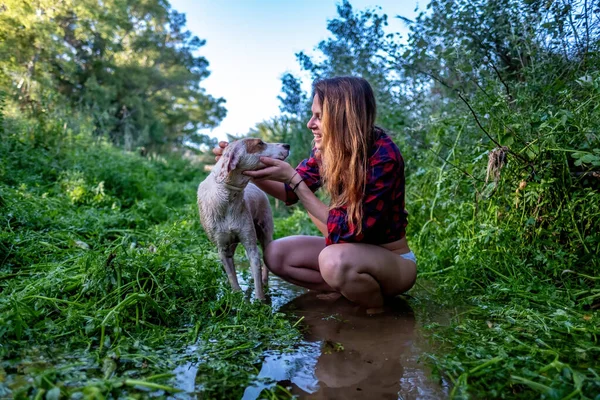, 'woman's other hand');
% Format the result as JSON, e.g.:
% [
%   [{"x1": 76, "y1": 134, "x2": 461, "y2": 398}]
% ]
[
  {"x1": 212, "y1": 141, "x2": 228, "y2": 161},
  {"x1": 243, "y1": 157, "x2": 296, "y2": 183}
]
